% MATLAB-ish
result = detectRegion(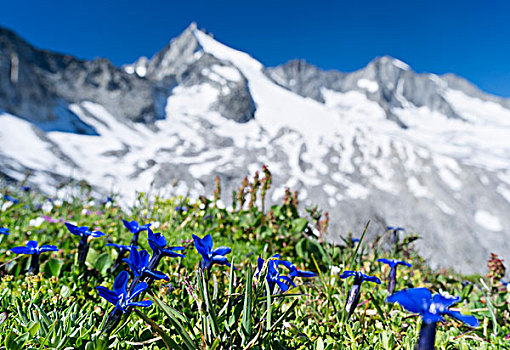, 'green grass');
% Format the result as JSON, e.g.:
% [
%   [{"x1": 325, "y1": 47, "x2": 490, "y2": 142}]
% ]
[{"x1": 0, "y1": 177, "x2": 508, "y2": 349}]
